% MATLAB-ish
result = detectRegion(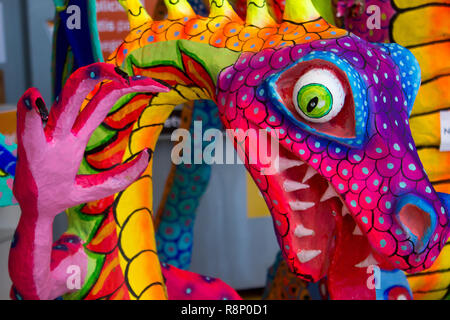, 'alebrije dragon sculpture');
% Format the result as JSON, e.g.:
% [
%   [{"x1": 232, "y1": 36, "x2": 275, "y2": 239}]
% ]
[{"x1": 9, "y1": 0, "x2": 450, "y2": 300}]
